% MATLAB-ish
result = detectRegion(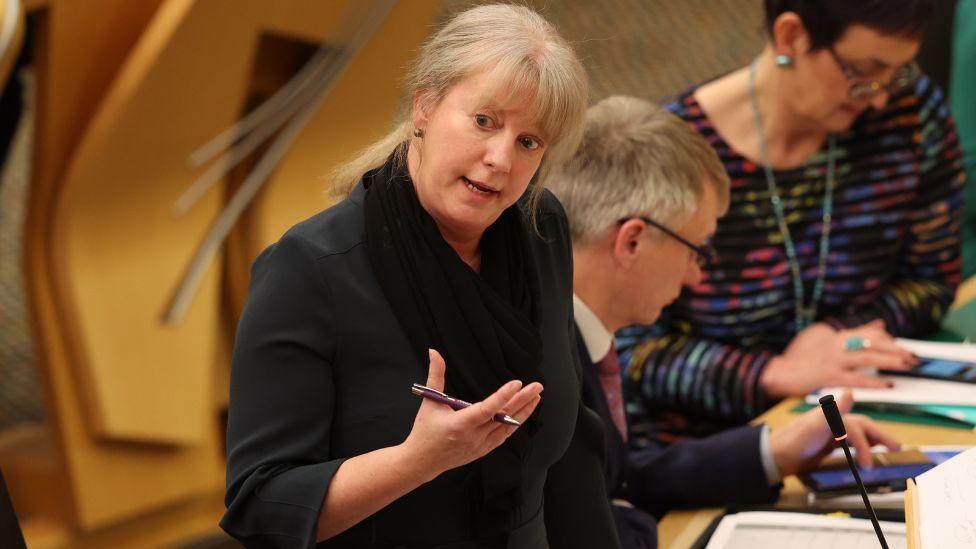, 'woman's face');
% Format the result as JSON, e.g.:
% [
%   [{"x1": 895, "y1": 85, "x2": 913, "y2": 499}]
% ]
[
  {"x1": 789, "y1": 24, "x2": 920, "y2": 133},
  {"x1": 408, "y1": 71, "x2": 548, "y2": 243}
]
